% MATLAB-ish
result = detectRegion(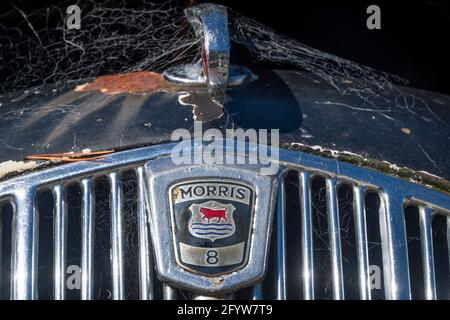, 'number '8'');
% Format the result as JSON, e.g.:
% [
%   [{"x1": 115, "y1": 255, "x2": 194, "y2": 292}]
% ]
[{"x1": 206, "y1": 250, "x2": 219, "y2": 265}]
